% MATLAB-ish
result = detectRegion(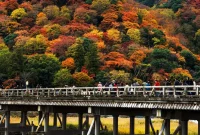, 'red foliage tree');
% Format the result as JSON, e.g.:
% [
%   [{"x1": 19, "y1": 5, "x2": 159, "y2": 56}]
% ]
[{"x1": 49, "y1": 35, "x2": 76, "y2": 57}]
